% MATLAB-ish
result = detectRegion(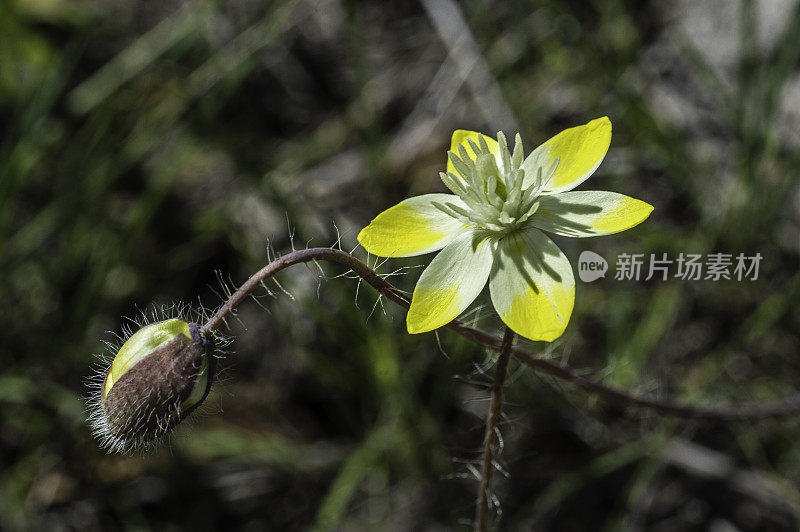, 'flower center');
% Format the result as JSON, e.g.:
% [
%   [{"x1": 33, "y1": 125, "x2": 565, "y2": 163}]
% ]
[{"x1": 433, "y1": 132, "x2": 558, "y2": 235}]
